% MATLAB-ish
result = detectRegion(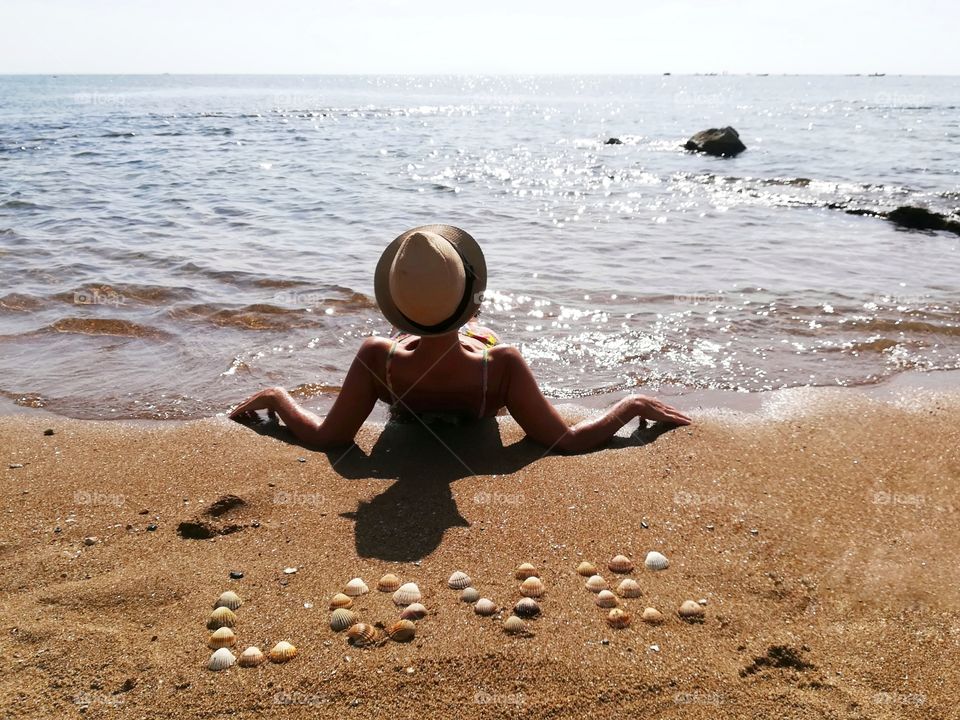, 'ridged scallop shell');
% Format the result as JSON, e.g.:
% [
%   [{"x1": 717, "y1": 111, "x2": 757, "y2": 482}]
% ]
[
  {"x1": 377, "y1": 573, "x2": 401, "y2": 592},
  {"x1": 608, "y1": 554, "x2": 634, "y2": 573},
  {"x1": 447, "y1": 571, "x2": 472, "y2": 590},
  {"x1": 329, "y1": 593, "x2": 354, "y2": 610},
  {"x1": 344, "y1": 577, "x2": 369, "y2": 596},
  {"x1": 330, "y1": 608, "x2": 357, "y2": 631},
  {"x1": 208, "y1": 626, "x2": 236, "y2": 649},
  {"x1": 616, "y1": 578, "x2": 642, "y2": 598},
  {"x1": 392, "y1": 582, "x2": 421, "y2": 606},
  {"x1": 585, "y1": 575, "x2": 607, "y2": 593},
  {"x1": 513, "y1": 597, "x2": 541, "y2": 618},
  {"x1": 642, "y1": 607, "x2": 665, "y2": 624},
  {"x1": 606, "y1": 608, "x2": 631, "y2": 629},
  {"x1": 346, "y1": 622, "x2": 383, "y2": 647},
  {"x1": 503, "y1": 615, "x2": 526, "y2": 634},
  {"x1": 214, "y1": 590, "x2": 243, "y2": 611},
  {"x1": 207, "y1": 647, "x2": 236, "y2": 671},
  {"x1": 474, "y1": 598, "x2": 497, "y2": 616},
  {"x1": 399, "y1": 602, "x2": 427, "y2": 620},
  {"x1": 520, "y1": 576, "x2": 545, "y2": 598},
  {"x1": 595, "y1": 590, "x2": 618, "y2": 608},
  {"x1": 268, "y1": 640, "x2": 298, "y2": 663},
  {"x1": 678, "y1": 599, "x2": 705, "y2": 621},
  {"x1": 644, "y1": 551, "x2": 669, "y2": 571},
  {"x1": 514, "y1": 563, "x2": 538, "y2": 580},
  {"x1": 207, "y1": 606, "x2": 237, "y2": 630},
  {"x1": 577, "y1": 561, "x2": 598, "y2": 576},
  {"x1": 387, "y1": 619, "x2": 416, "y2": 642},
  {"x1": 238, "y1": 646, "x2": 265, "y2": 667},
  {"x1": 460, "y1": 587, "x2": 480, "y2": 603}
]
